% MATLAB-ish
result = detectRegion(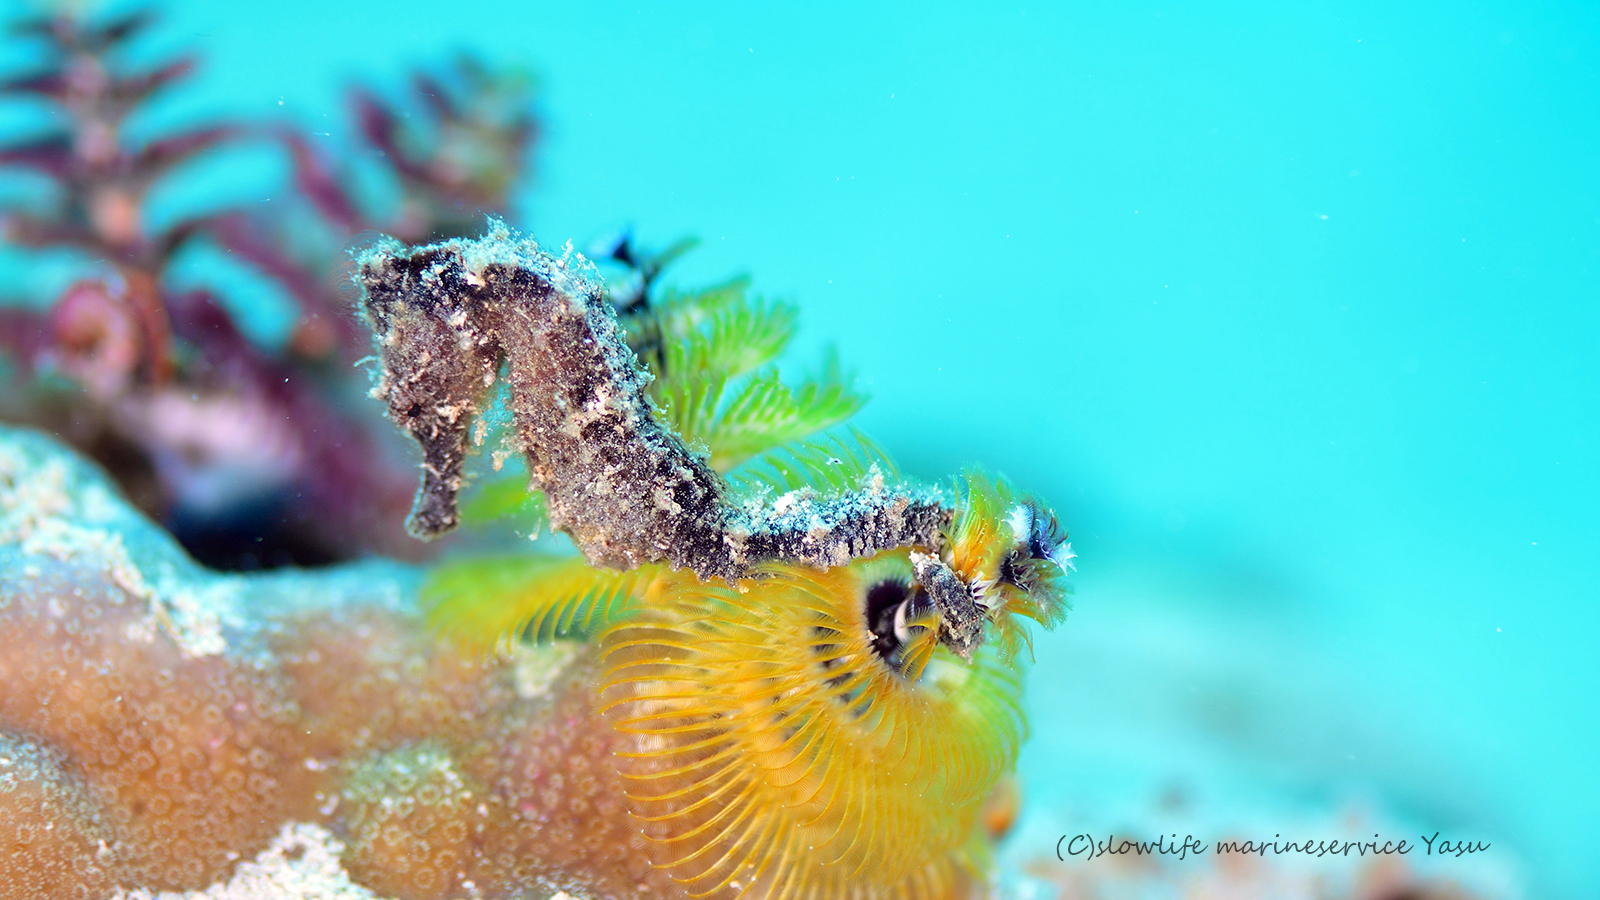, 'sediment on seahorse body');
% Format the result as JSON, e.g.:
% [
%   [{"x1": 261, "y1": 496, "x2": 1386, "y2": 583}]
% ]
[{"x1": 354, "y1": 226, "x2": 952, "y2": 586}]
